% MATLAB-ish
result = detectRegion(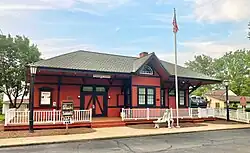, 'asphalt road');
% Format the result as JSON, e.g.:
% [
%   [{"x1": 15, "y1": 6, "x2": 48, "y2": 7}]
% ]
[{"x1": 1, "y1": 128, "x2": 250, "y2": 153}]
